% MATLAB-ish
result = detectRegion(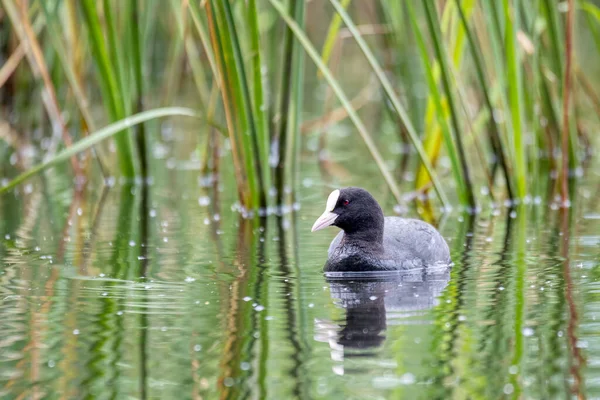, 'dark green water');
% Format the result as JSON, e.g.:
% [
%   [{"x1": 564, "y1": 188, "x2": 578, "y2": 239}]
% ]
[{"x1": 1, "y1": 154, "x2": 599, "y2": 399}]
